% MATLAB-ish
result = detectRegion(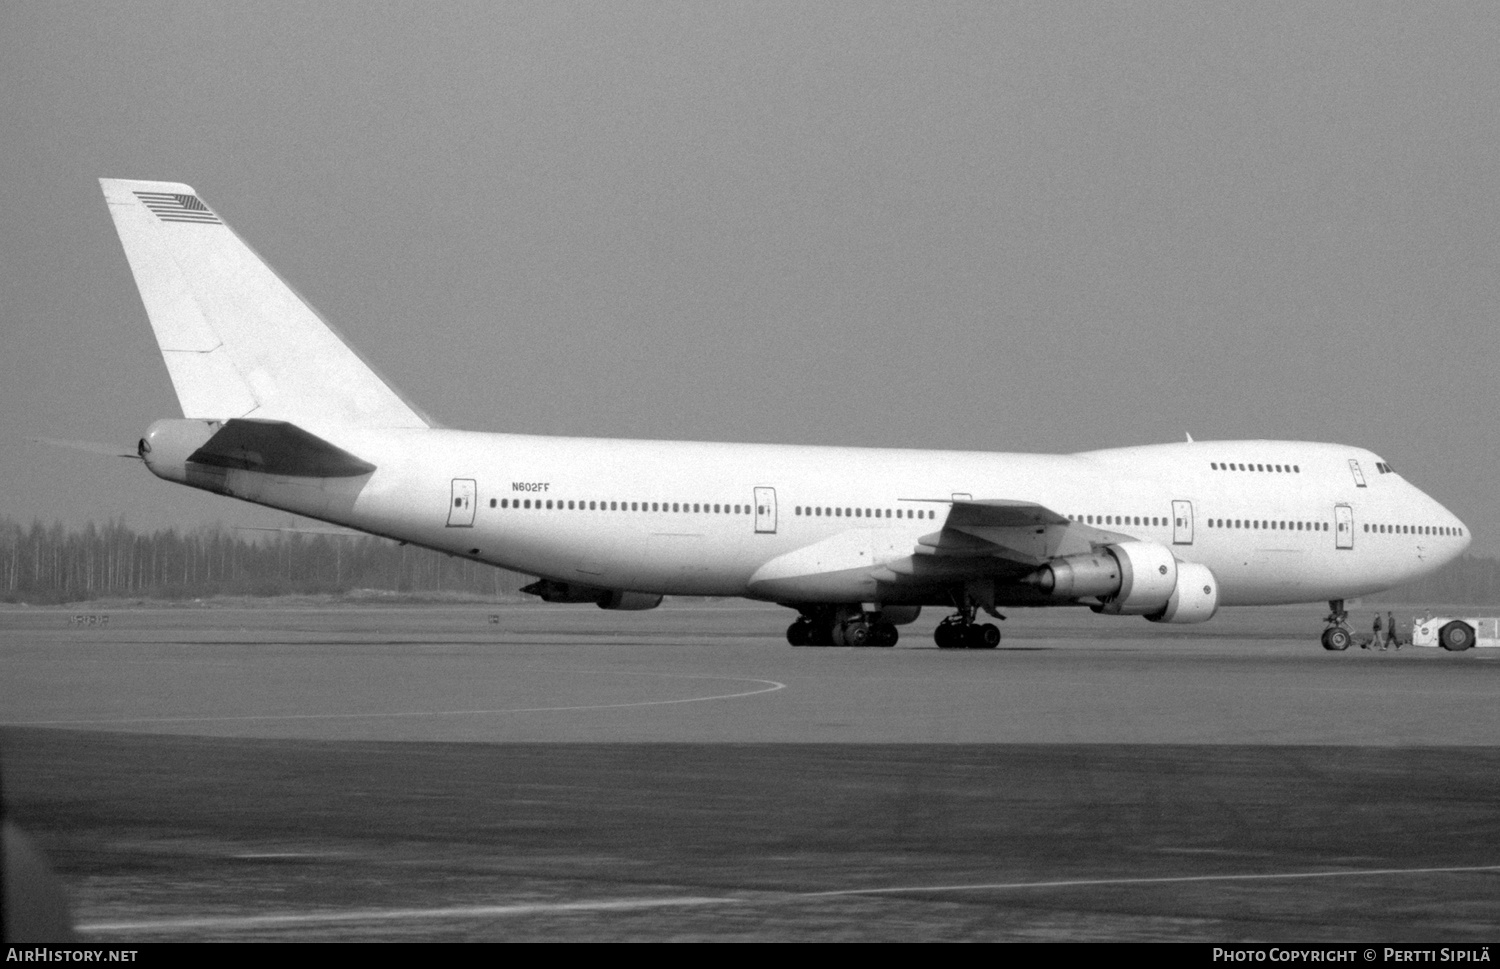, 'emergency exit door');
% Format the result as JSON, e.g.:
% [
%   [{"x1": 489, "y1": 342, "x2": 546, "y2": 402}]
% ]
[
  {"x1": 447, "y1": 478, "x2": 476, "y2": 527},
  {"x1": 1172, "y1": 499, "x2": 1194, "y2": 545},
  {"x1": 754, "y1": 487, "x2": 777, "y2": 534}
]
